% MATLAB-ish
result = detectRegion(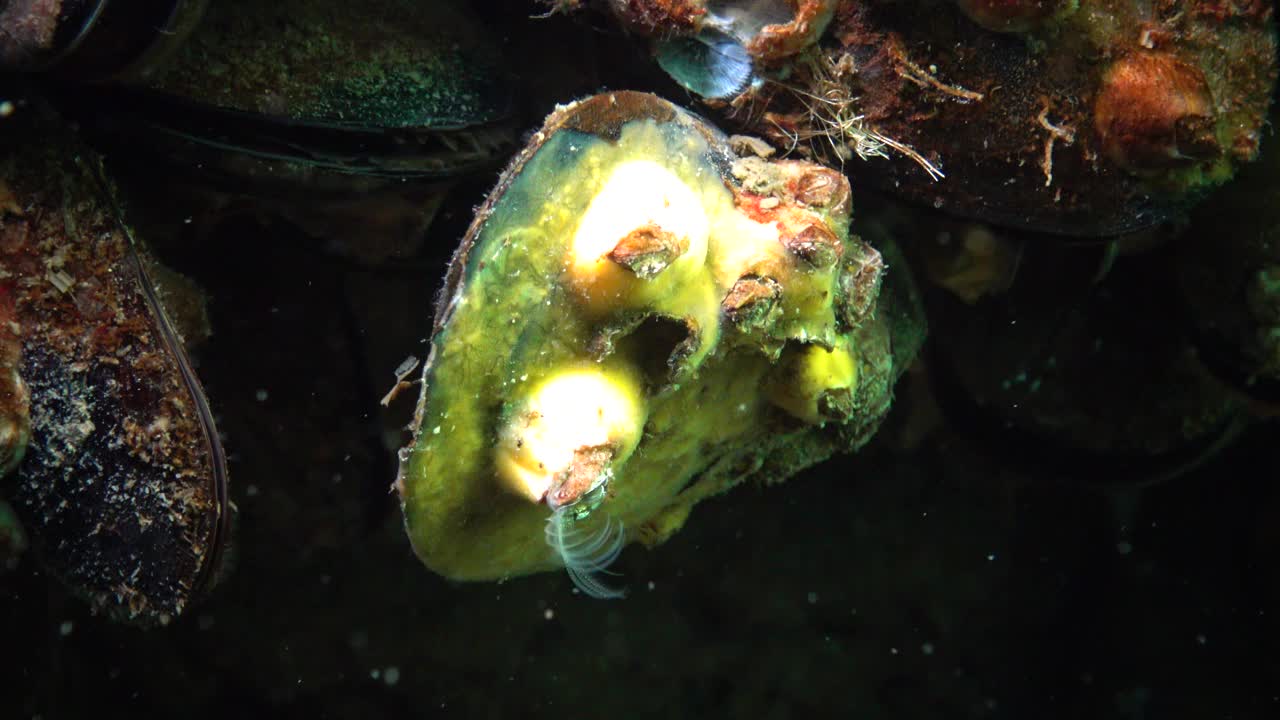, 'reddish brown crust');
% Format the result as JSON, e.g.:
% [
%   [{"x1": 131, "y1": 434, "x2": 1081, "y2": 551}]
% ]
[{"x1": 1190, "y1": 0, "x2": 1273, "y2": 22}]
